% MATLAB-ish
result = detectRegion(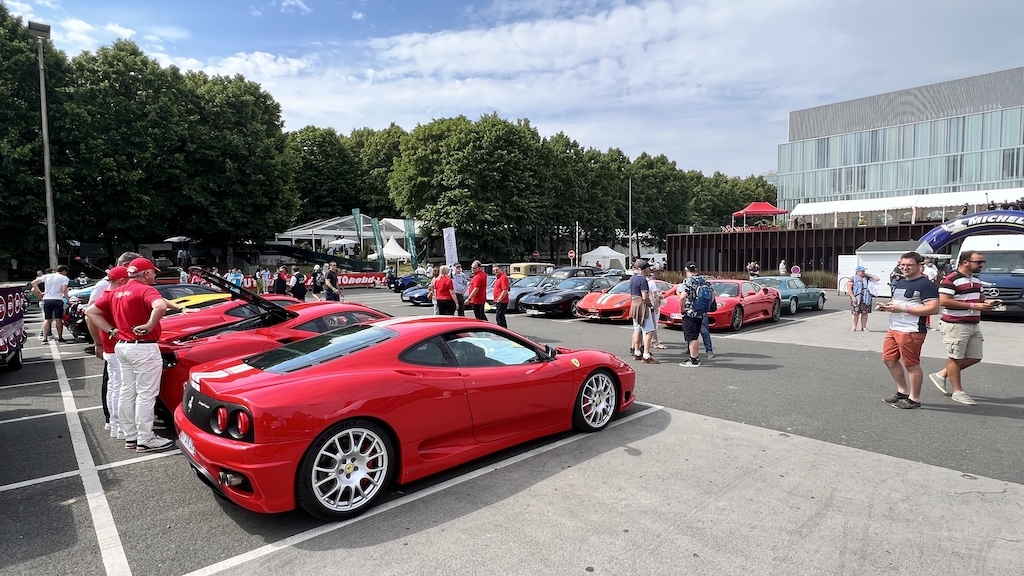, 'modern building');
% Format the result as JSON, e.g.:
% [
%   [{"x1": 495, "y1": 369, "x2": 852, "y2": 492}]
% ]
[{"x1": 776, "y1": 67, "x2": 1024, "y2": 213}]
